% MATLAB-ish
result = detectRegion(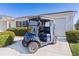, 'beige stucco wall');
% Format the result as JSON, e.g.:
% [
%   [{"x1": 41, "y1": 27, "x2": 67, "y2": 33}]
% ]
[
  {"x1": 10, "y1": 20, "x2": 16, "y2": 28},
  {"x1": 0, "y1": 21, "x2": 7, "y2": 31}
]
